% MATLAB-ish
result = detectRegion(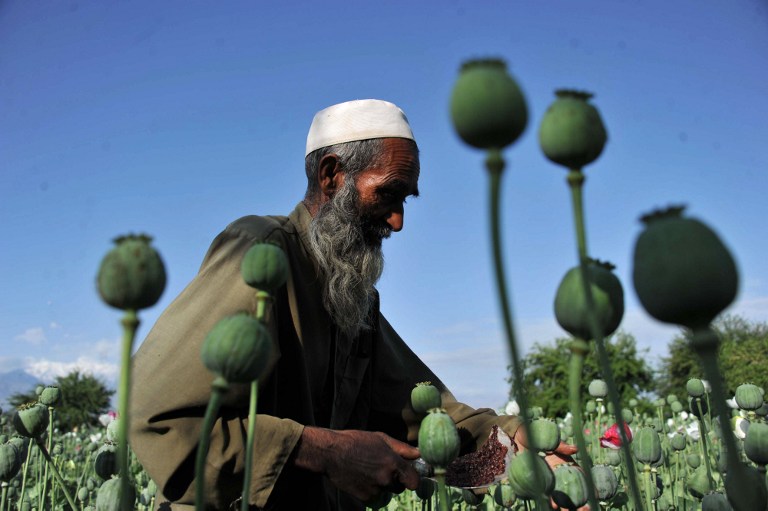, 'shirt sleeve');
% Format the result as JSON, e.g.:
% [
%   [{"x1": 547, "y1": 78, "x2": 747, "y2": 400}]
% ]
[{"x1": 129, "y1": 221, "x2": 303, "y2": 509}]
